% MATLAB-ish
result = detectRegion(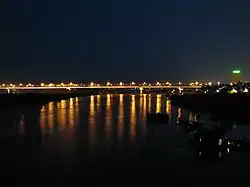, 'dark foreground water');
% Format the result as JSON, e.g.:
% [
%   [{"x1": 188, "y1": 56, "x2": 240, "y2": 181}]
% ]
[{"x1": 1, "y1": 94, "x2": 250, "y2": 185}]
